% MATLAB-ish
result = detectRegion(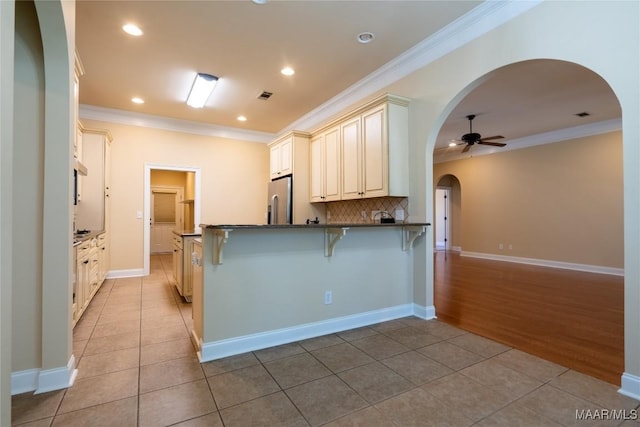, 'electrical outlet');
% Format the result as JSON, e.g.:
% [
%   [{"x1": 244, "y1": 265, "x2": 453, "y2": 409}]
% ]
[
  {"x1": 324, "y1": 291, "x2": 332, "y2": 305},
  {"x1": 499, "y1": 243, "x2": 504, "y2": 250},
  {"x1": 361, "y1": 210, "x2": 367, "y2": 220},
  {"x1": 395, "y1": 209, "x2": 405, "y2": 221}
]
